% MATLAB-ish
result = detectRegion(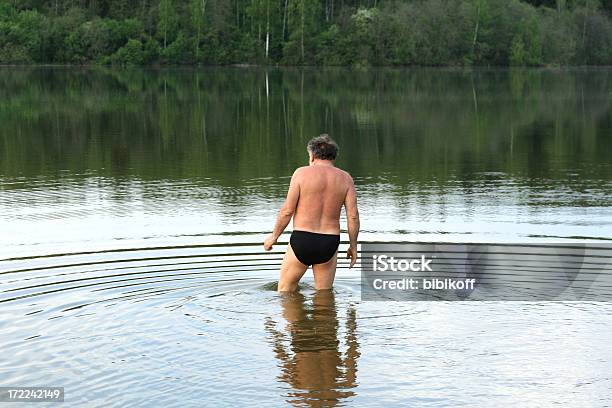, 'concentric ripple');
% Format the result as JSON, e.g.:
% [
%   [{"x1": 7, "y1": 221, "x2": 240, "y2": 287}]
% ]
[
  {"x1": 2, "y1": 242, "x2": 612, "y2": 407},
  {"x1": 0, "y1": 241, "x2": 366, "y2": 406},
  {"x1": 0, "y1": 242, "x2": 359, "y2": 308}
]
